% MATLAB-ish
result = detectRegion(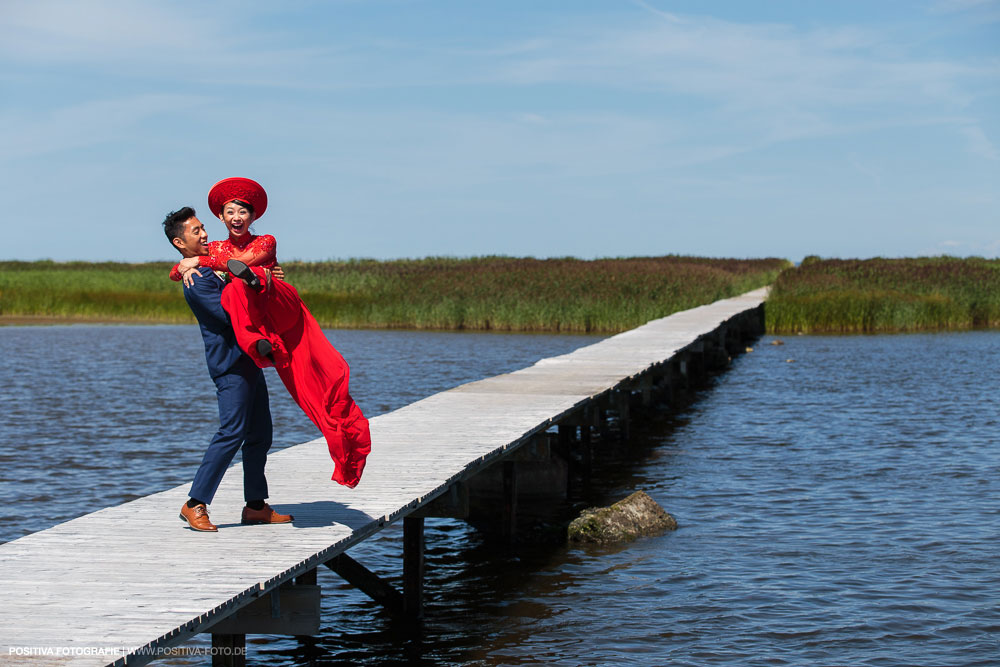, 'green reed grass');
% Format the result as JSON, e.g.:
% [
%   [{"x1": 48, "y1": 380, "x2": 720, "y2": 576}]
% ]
[
  {"x1": 766, "y1": 256, "x2": 1000, "y2": 334},
  {"x1": 0, "y1": 256, "x2": 787, "y2": 333}
]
